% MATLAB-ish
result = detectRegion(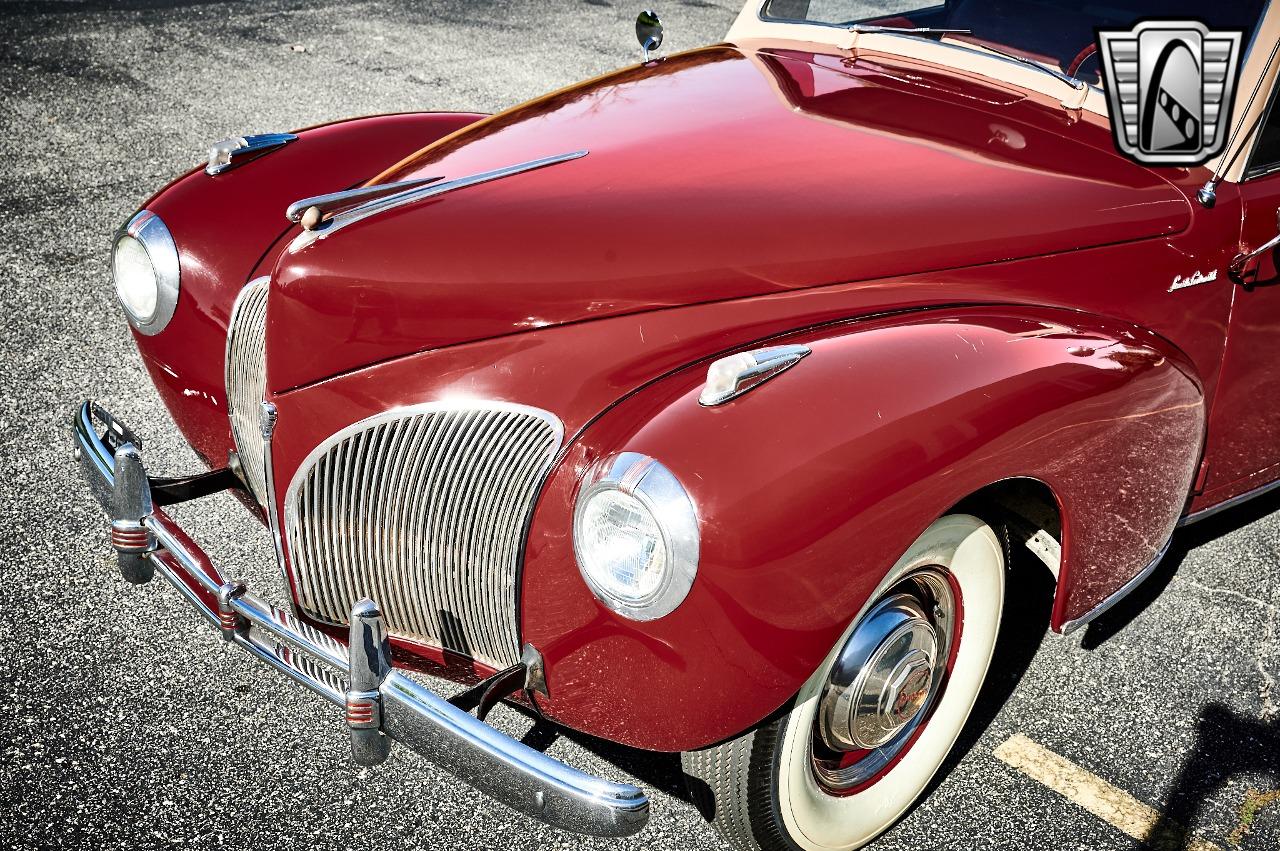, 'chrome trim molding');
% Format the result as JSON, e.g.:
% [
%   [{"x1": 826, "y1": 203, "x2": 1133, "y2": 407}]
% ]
[
  {"x1": 224, "y1": 277, "x2": 271, "y2": 506},
  {"x1": 73, "y1": 402, "x2": 649, "y2": 838},
  {"x1": 113, "y1": 210, "x2": 181, "y2": 336},
  {"x1": 206, "y1": 133, "x2": 298, "y2": 176},
  {"x1": 1179, "y1": 476, "x2": 1280, "y2": 526},
  {"x1": 1059, "y1": 536, "x2": 1174, "y2": 635},
  {"x1": 260, "y1": 400, "x2": 287, "y2": 577},
  {"x1": 284, "y1": 402, "x2": 564, "y2": 669},
  {"x1": 698, "y1": 344, "x2": 811, "y2": 406},
  {"x1": 289, "y1": 150, "x2": 588, "y2": 250}
]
